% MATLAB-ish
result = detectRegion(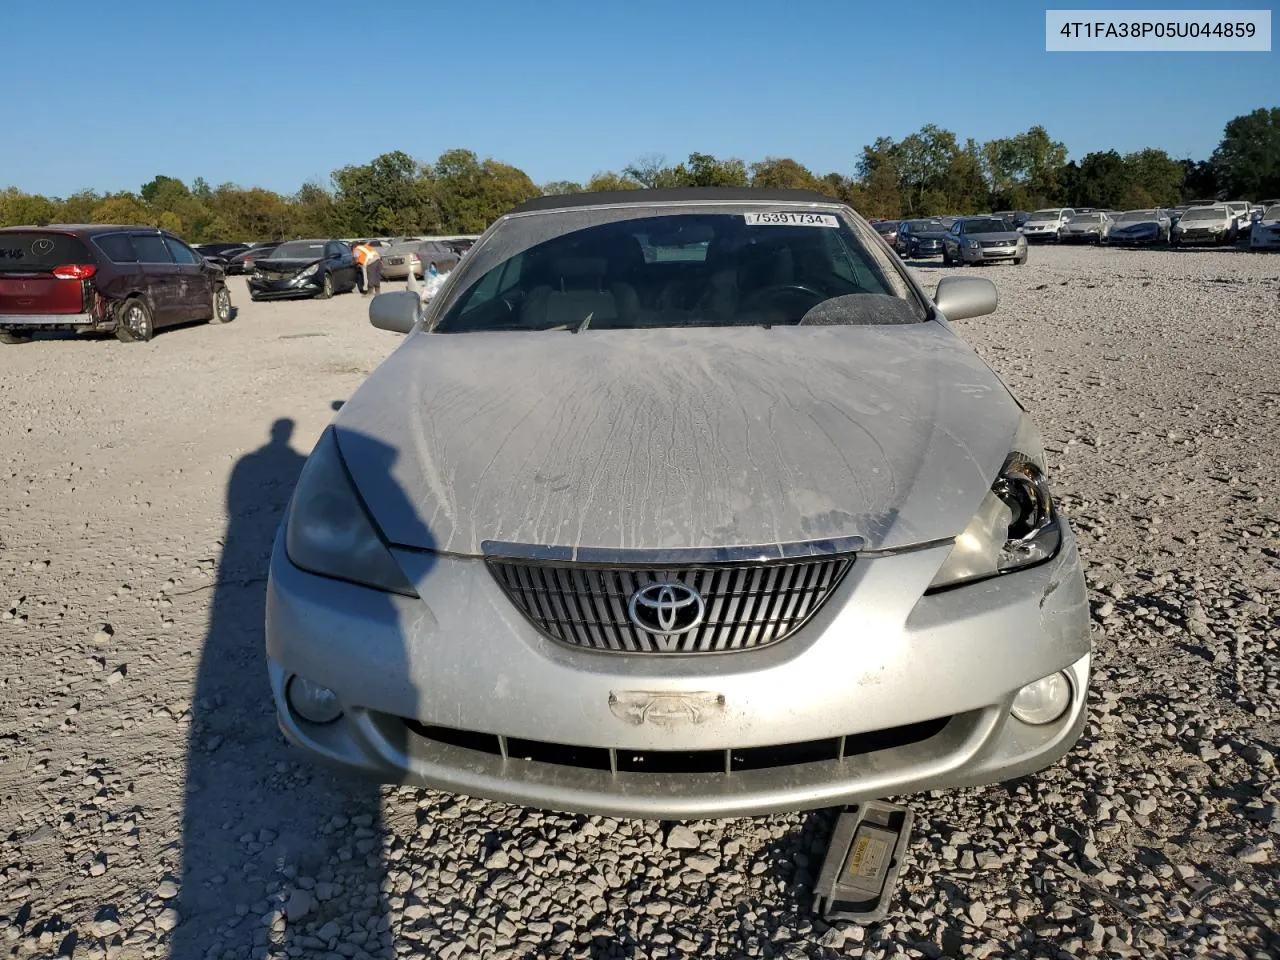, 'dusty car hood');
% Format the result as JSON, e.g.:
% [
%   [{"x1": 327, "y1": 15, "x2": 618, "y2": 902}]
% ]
[{"x1": 333, "y1": 323, "x2": 1022, "y2": 557}]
